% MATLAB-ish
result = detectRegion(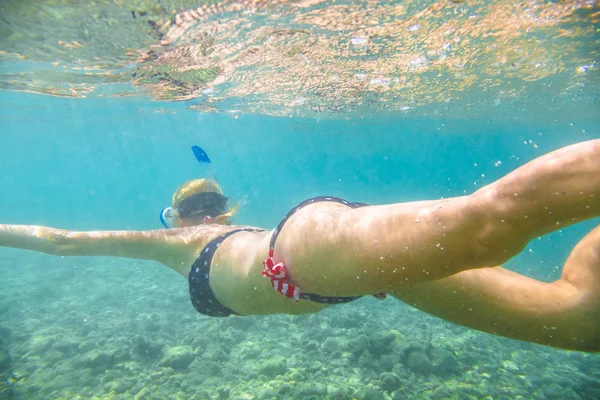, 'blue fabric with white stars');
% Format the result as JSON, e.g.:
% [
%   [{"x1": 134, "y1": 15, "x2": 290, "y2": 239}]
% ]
[{"x1": 189, "y1": 228, "x2": 265, "y2": 317}]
